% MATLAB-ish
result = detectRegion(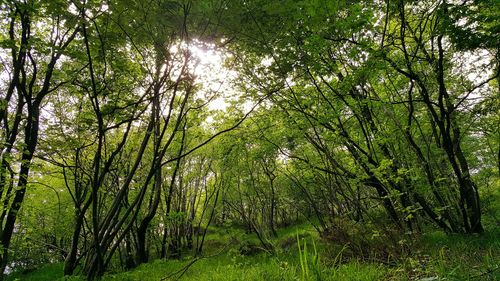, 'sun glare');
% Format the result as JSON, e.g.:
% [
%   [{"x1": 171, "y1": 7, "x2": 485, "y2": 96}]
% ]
[{"x1": 187, "y1": 41, "x2": 237, "y2": 112}]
